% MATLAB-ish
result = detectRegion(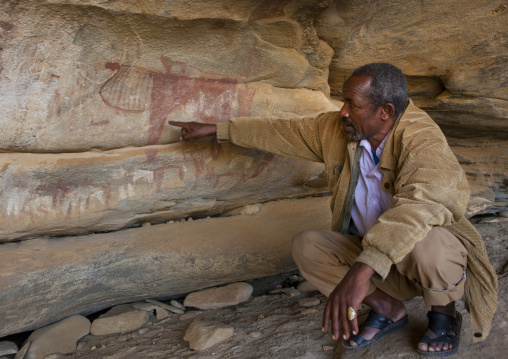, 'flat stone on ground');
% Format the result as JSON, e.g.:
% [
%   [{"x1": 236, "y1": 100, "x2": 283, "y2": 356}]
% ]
[
  {"x1": 297, "y1": 281, "x2": 318, "y2": 293},
  {"x1": 90, "y1": 311, "x2": 149, "y2": 336},
  {"x1": 183, "y1": 321, "x2": 234, "y2": 351},
  {"x1": 14, "y1": 315, "x2": 90, "y2": 359},
  {"x1": 269, "y1": 287, "x2": 301, "y2": 297},
  {"x1": 298, "y1": 297, "x2": 321, "y2": 307},
  {"x1": 184, "y1": 282, "x2": 253, "y2": 310}
]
